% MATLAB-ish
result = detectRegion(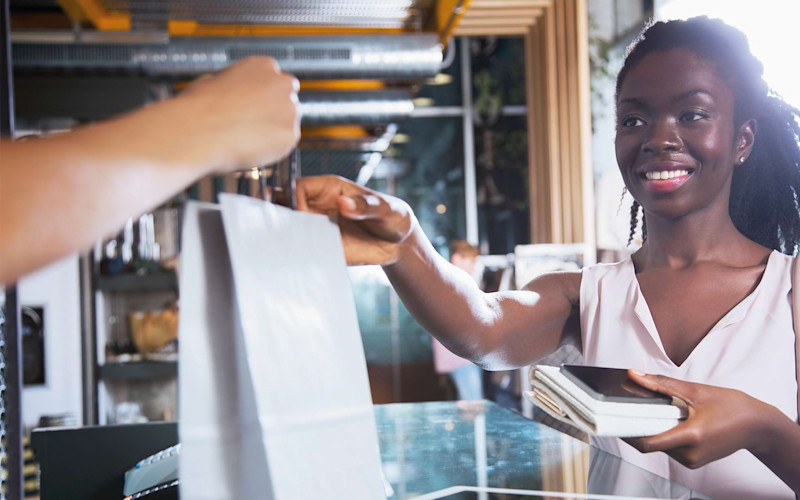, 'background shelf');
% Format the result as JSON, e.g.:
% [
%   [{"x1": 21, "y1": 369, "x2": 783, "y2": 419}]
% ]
[
  {"x1": 99, "y1": 361, "x2": 178, "y2": 380},
  {"x1": 95, "y1": 271, "x2": 178, "y2": 292}
]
